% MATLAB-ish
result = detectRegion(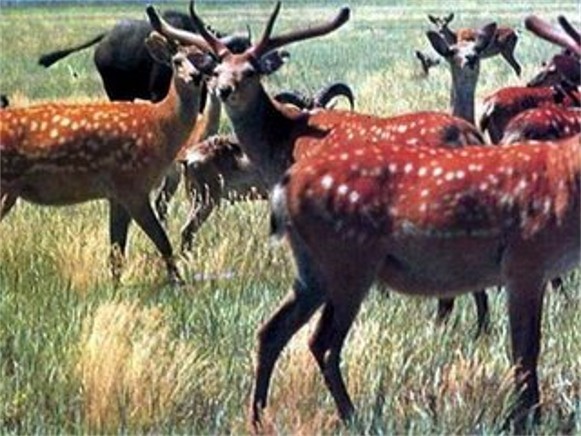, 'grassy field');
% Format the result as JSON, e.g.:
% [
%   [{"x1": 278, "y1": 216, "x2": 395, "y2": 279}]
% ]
[{"x1": 1, "y1": 1, "x2": 580, "y2": 434}]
